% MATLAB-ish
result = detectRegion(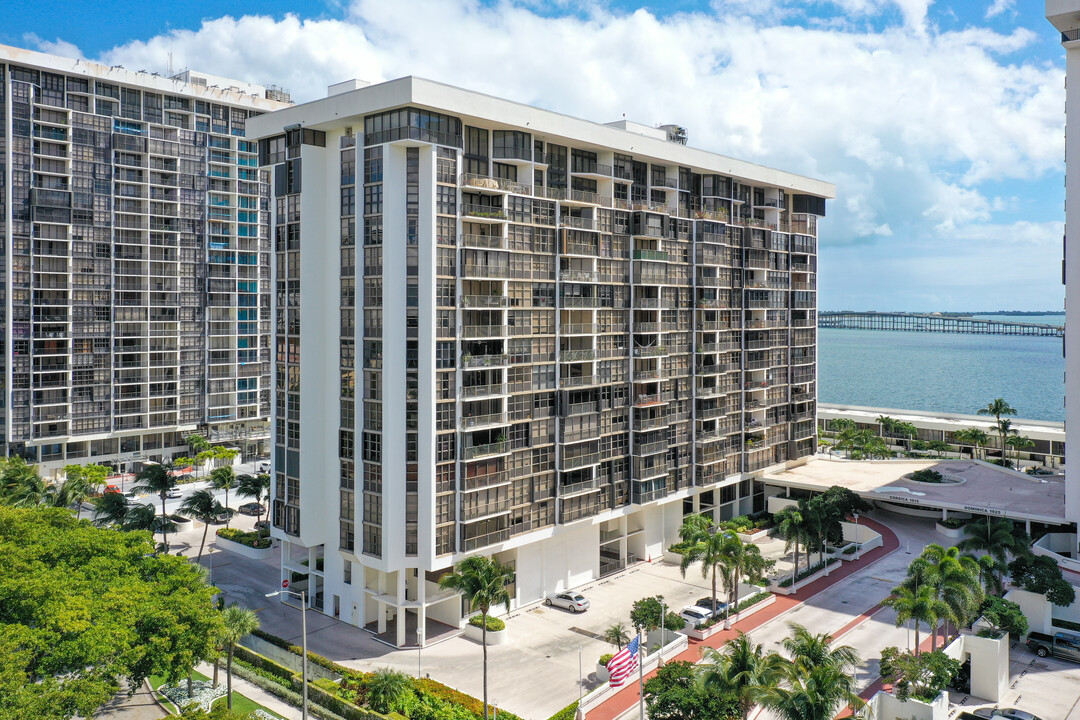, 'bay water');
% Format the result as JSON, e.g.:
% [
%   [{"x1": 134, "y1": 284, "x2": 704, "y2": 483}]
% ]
[{"x1": 818, "y1": 316, "x2": 1065, "y2": 422}]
